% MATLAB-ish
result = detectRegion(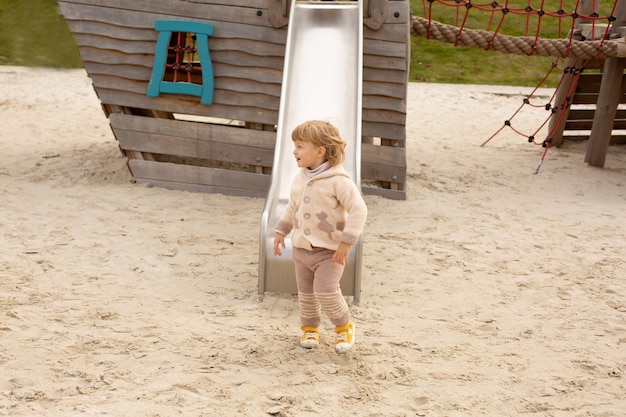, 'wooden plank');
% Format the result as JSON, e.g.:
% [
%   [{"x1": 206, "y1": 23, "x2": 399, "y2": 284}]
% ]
[
  {"x1": 574, "y1": 74, "x2": 626, "y2": 97},
  {"x1": 210, "y1": 38, "x2": 286, "y2": 57},
  {"x1": 211, "y1": 89, "x2": 280, "y2": 110},
  {"x1": 69, "y1": 20, "x2": 287, "y2": 57},
  {"x1": 213, "y1": 50, "x2": 284, "y2": 70},
  {"x1": 564, "y1": 109, "x2": 597, "y2": 121},
  {"x1": 582, "y1": 60, "x2": 605, "y2": 70},
  {"x1": 575, "y1": 73, "x2": 604, "y2": 87},
  {"x1": 116, "y1": 130, "x2": 275, "y2": 167},
  {"x1": 362, "y1": 108, "x2": 406, "y2": 125},
  {"x1": 364, "y1": 22, "x2": 409, "y2": 43},
  {"x1": 561, "y1": 133, "x2": 589, "y2": 141},
  {"x1": 59, "y1": 2, "x2": 156, "y2": 29},
  {"x1": 109, "y1": 113, "x2": 275, "y2": 148},
  {"x1": 565, "y1": 119, "x2": 626, "y2": 130},
  {"x1": 61, "y1": 0, "x2": 262, "y2": 8},
  {"x1": 90, "y1": 74, "x2": 146, "y2": 92},
  {"x1": 98, "y1": 89, "x2": 279, "y2": 125},
  {"x1": 609, "y1": 135, "x2": 626, "y2": 145},
  {"x1": 362, "y1": 120, "x2": 406, "y2": 141},
  {"x1": 369, "y1": 1, "x2": 409, "y2": 27},
  {"x1": 213, "y1": 64, "x2": 282, "y2": 84},
  {"x1": 59, "y1": 2, "x2": 287, "y2": 42},
  {"x1": 59, "y1": 0, "x2": 281, "y2": 28},
  {"x1": 362, "y1": 185, "x2": 406, "y2": 200},
  {"x1": 566, "y1": 109, "x2": 626, "y2": 121},
  {"x1": 213, "y1": 77, "x2": 281, "y2": 97},
  {"x1": 363, "y1": 53, "x2": 409, "y2": 71},
  {"x1": 363, "y1": 67, "x2": 407, "y2": 84},
  {"x1": 134, "y1": 177, "x2": 267, "y2": 197},
  {"x1": 573, "y1": 93, "x2": 626, "y2": 104},
  {"x1": 562, "y1": 133, "x2": 626, "y2": 145},
  {"x1": 128, "y1": 159, "x2": 270, "y2": 194},
  {"x1": 572, "y1": 92, "x2": 626, "y2": 104},
  {"x1": 575, "y1": 85, "x2": 626, "y2": 100},
  {"x1": 80, "y1": 47, "x2": 154, "y2": 67},
  {"x1": 266, "y1": 0, "x2": 409, "y2": 31},
  {"x1": 66, "y1": 19, "x2": 156, "y2": 40},
  {"x1": 363, "y1": 39, "x2": 407, "y2": 58},
  {"x1": 84, "y1": 61, "x2": 152, "y2": 81},
  {"x1": 73, "y1": 33, "x2": 155, "y2": 54},
  {"x1": 362, "y1": 143, "x2": 406, "y2": 168},
  {"x1": 570, "y1": 93, "x2": 600, "y2": 105},
  {"x1": 574, "y1": 77, "x2": 603, "y2": 93},
  {"x1": 363, "y1": 94, "x2": 407, "y2": 113},
  {"x1": 363, "y1": 80, "x2": 406, "y2": 100}
]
